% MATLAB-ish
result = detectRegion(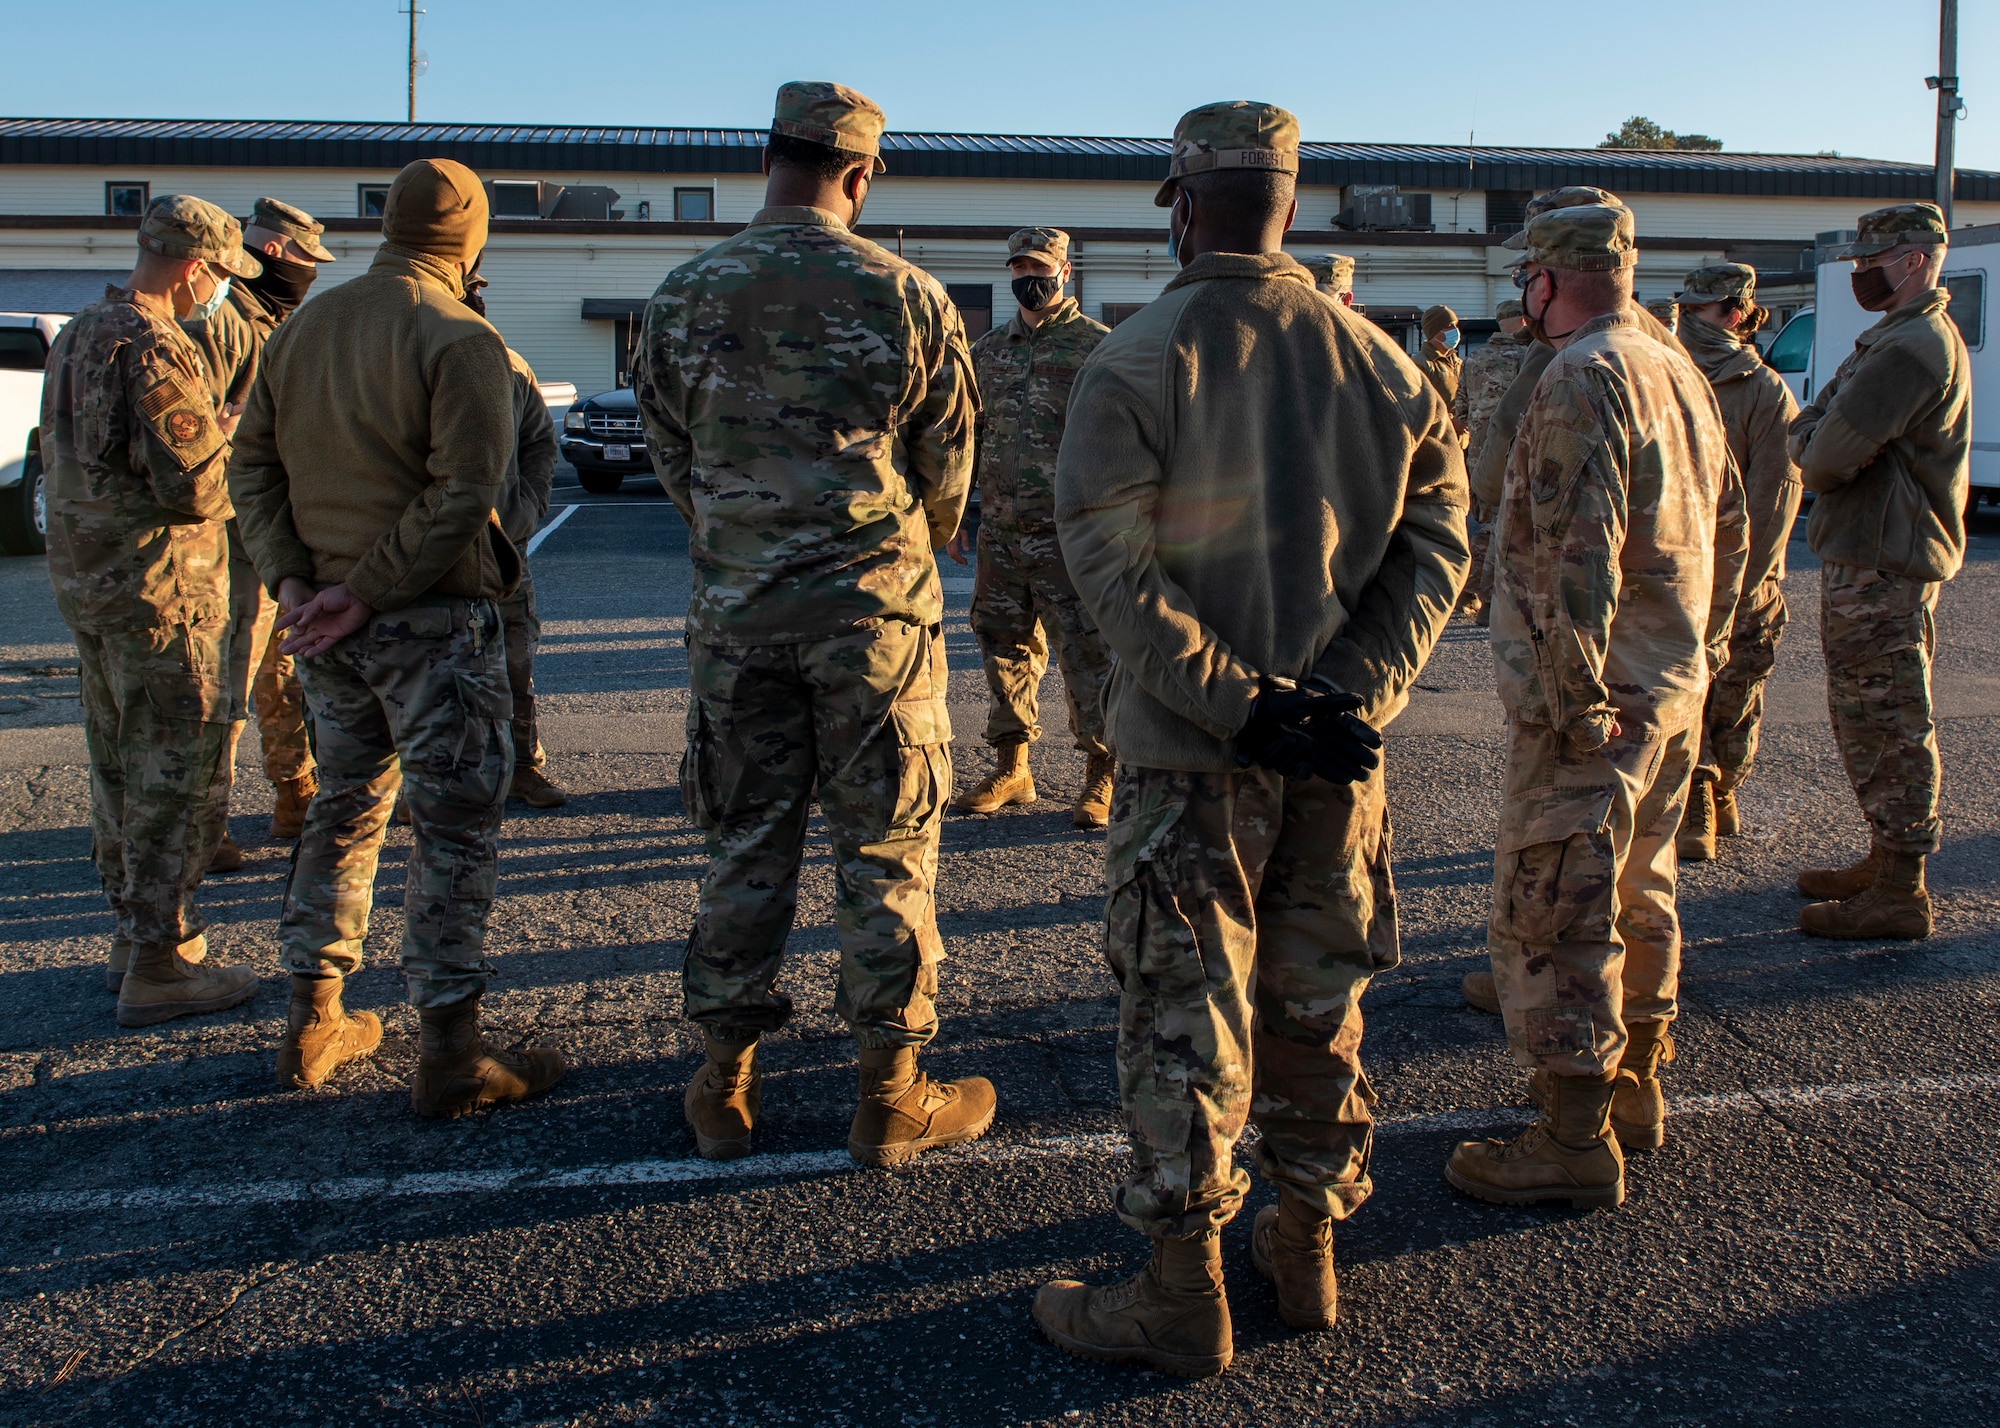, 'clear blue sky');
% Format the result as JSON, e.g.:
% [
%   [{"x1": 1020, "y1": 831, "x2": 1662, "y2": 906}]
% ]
[{"x1": 6, "y1": 1, "x2": 1994, "y2": 172}]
